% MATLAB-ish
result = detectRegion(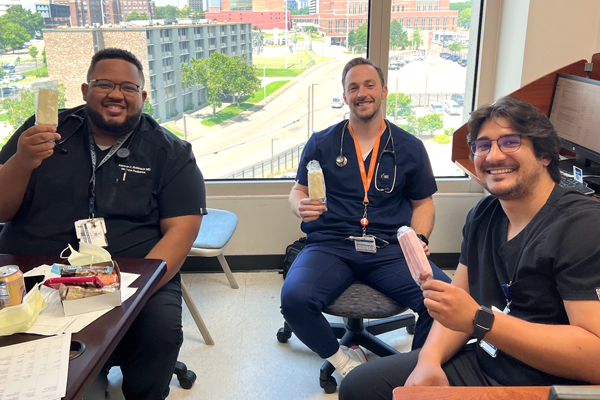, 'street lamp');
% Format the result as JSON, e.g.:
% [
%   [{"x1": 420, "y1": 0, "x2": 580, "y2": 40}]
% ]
[
  {"x1": 271, "y1": 137, "x2": 278, "y2": 176},
  {"x1": 263, "y1": 61, "x2": 275, "y2": 104}
]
